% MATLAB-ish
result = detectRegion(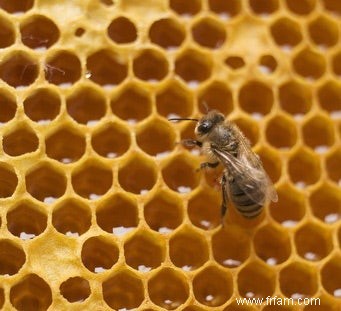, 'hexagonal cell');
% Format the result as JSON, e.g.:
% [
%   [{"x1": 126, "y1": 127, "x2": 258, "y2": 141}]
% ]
[
  {"x1": 0, "y1": 89, "x2": 16, "y2": 123},
  {"x1": 212, "y1": 225, "x2": 250, "y2": 268},
  {"x1": 258, "y1": 55, "x2": 277, "y2": 74},
  {"x1": 124, "y1": 230, "x2": 165, "y2": 271},
  {"x1": 23, "y1": 87, "x2": 61, "y2": 123},
  {"x1": 238, "y1": 262, "x2": 275, "y2": 298},
  {"x1": 25, "y1": 163, "x2": 67, "y2": 202},
  {"x1": 10, "y1": 274, "x2": 52, "y2": 311},
  {"x1": 270, "y1": 17, "x2": 302, "y2": 50},
  {"x1": 66, "y1": 85, "x2": 106, "y2": 124},
  {"x1": 292, "y1": 48, "x2": 326, "y2": 80},
  {"x1": 3, "y1": 125, "x2": 39, "y2": 156},
  {"x1": 175, "y1": 49, "x2": 212, "y2": 84},
  {"x1": 144, "y1": 190, "x2": 183, "y2": 233},
  {"x1": 20, "y1": 14, "x2": 60, "y2": 49},
  {"x1": 225, "y1": 56, "x2": 245, "y2": 70},
  {"x1": 0, "y1": 162, "x2": 18, "y2": 198},
  {"x1": 208, "y1": 0, "x2": 241, "y2": 18},
  {"x1": 71, "y1": 161, "x2": 112, "y2": 199},
  {"x1": 279, "y1": 80, "x2": 312, "y2": 115},
  {"x1": 193, "y1": 266, "x2": 233, "y2": 307},
  {"x1": 265, "y1": 115, "x2": 297, "y2": 149},
  {"x1": 86, "y1": 49, "x2": 128, "y2": 86},
  {"x1": 0, "y1": 0, "x2": 33, "y2": 13},
  {"x1": 321, "y1": 255, "x2": 341, "y2": 298},
  {"x1": 280, "y1": 262, "x2": 318, "y2": 299},
  {"x1": 285, "y1": 0, "x2": 316, "y2": 15},
  {"x1": 317, "y1": 80, "x2": 341, "y2": 114},
  {"x1": 133, "y1": 48, "x2": 169, "y2": 82},
  {"x1": 239, "y1": 80, "x2": 274, "y2": 116},
  {"x1": 136, "y1": 118, "x2": 175, "y2": 156},
  {"x1": 331, "y1": 51, "x2": 341, "y2": 76},
  {"x1": 81, "y1": 236, "x2": 119, "y2": 272},
  {"x1": 249, "y1": 0, "x2": 279, "y2": 15},
  {"x1": 118, "y1": 153, "x2": 157, "y2": 194},
  {"x1": 169, "y1": 228, "x2": 209, "y2": 271},
  {"x1": 46, "y1": 126, "x2": 86, "y2": 163},
  {"x1": 322, "y1": 0, "x2": 341, "y2": 15},
  {"x1": 7, "y1": 201, "x2": 47, "y2": 239},
  {"x1": 96, "y1": 193, "x2": 138, "y2": 234},
  {"x1": 111, "y1": 83, "x2": 152, "y2": 122},
  {"x1": 233, "y1": 117, "x2": 259, "y2": 147},
  {"x1": 107, "y1": 16, "x2": 137, "y2": 44},
  {"x1": 308, "y1": 15, "x2": 338, "y2": 48},
  {"x1": 169, "y1": 0, "x2": 201, "y2": 16},
  {"x1": 0, "y1": 239, "x2": 25, "y2": 275},
  {"x1": 103, "y1": 270, "x2": 144, "y2": 310},
  {"x1": 45, "y1": 50, "x2": 81, "y2": 86},
  {"x1": 60, "y1": 276, "x2": 91, "y2": 303},
  {"x1": 148, "y1": 268, "x2": 189, "y2": 310},
  {"x1": 0, "y1": 15, "x2": 15, "y2": 48},
  {"x1": 52, "y1": 199, "x2": 91, "y2": 236},
  {"x1": 257, "y1": 147, "x2": 282, "y2": 184},
  {"x1": 326, "y1": 148, "x2": 341, "y2": 185},
  {"x1": 0, "y1": 51, "x2": 39, "y2": 88}
]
